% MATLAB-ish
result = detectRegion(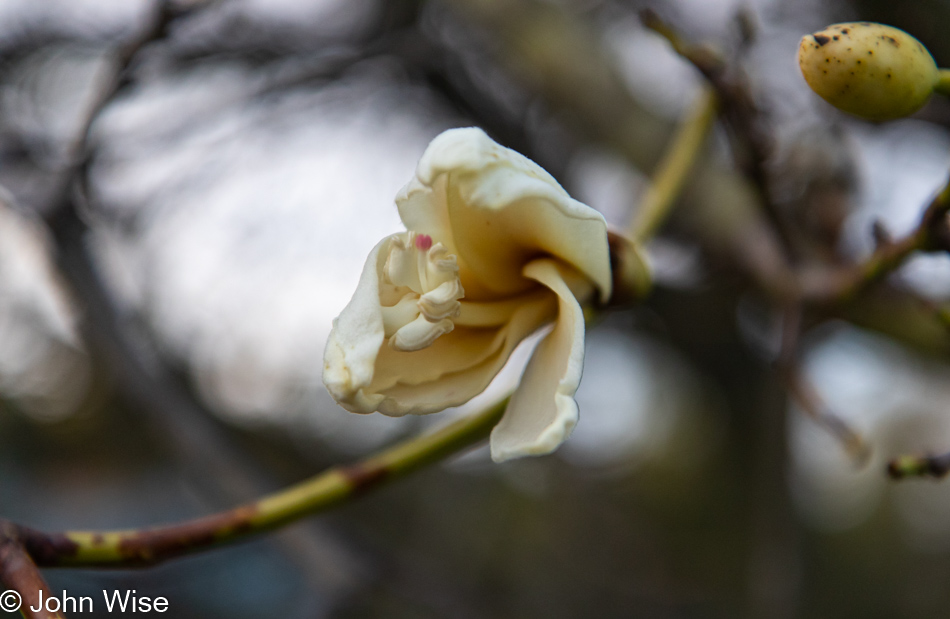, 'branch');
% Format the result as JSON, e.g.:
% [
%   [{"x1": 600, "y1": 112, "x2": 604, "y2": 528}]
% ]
[
  {"x1": 0, "y1": 526, "x2": 61, "y2": 619},
  {"x1": 30, "y1": 0, "x2": 289, "y2": 515},
  {"x1": 887, "y1": 452, "x2": 950, "y2": 480},
  {"x1": 800, "y1": 179, "x2": 950, "y2": 303},
  {"x1": 776, "y1": 306, "x2": 870, "y2": 464},
  {"x1": 43, "y1": 0, "x2": 188, "y2": 225},
  {"x1": 779, "y1": 362, "x2": 870, "y2": 465},
  {"x1": 14, "y1": 396, "x2": 508, "y2": 568}
]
